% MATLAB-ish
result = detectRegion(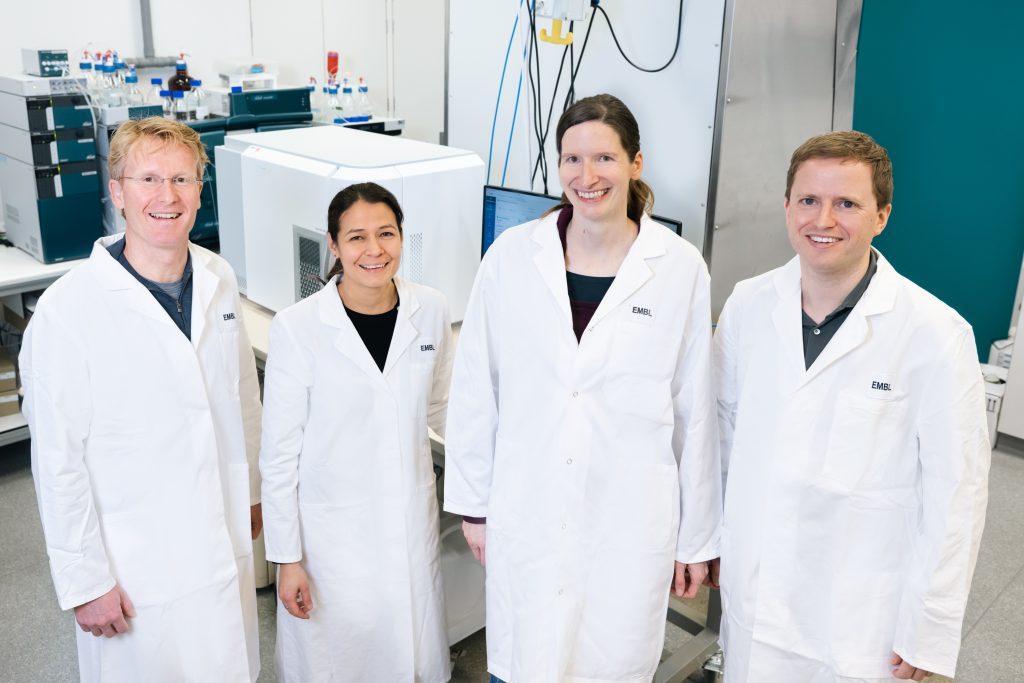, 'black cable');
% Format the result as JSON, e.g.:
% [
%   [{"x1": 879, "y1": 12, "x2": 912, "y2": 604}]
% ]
[
  {"x1": 525, "y1": 4, "x2": 548, "y2": 190},
  {"x1": 532, "y1": 32, "x2": 572, "y2": 187},
  {"x1": 595, "y1": 1, "x2": 684, "y2": 73},
  {"x1": 531, "y1": 7, "x2": 551, "y2": 192},
  {"x1": 524, "y1": 7, "x2": 543, "y2": 187},
  {"x1": 562, "y1": 8, "x2": 598, "y2": 113}
]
